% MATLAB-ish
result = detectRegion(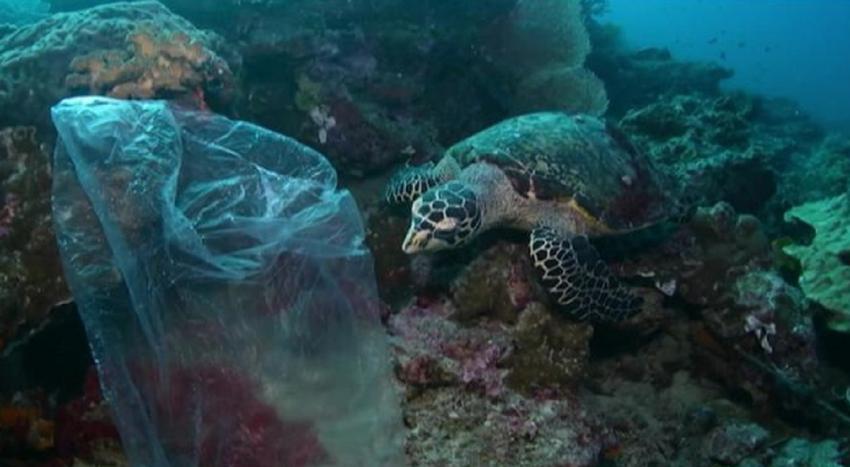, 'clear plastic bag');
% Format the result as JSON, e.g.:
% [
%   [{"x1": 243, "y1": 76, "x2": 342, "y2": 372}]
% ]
[{"x1": 50, "y1": 96, "x2": 404, "y2": 466}]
